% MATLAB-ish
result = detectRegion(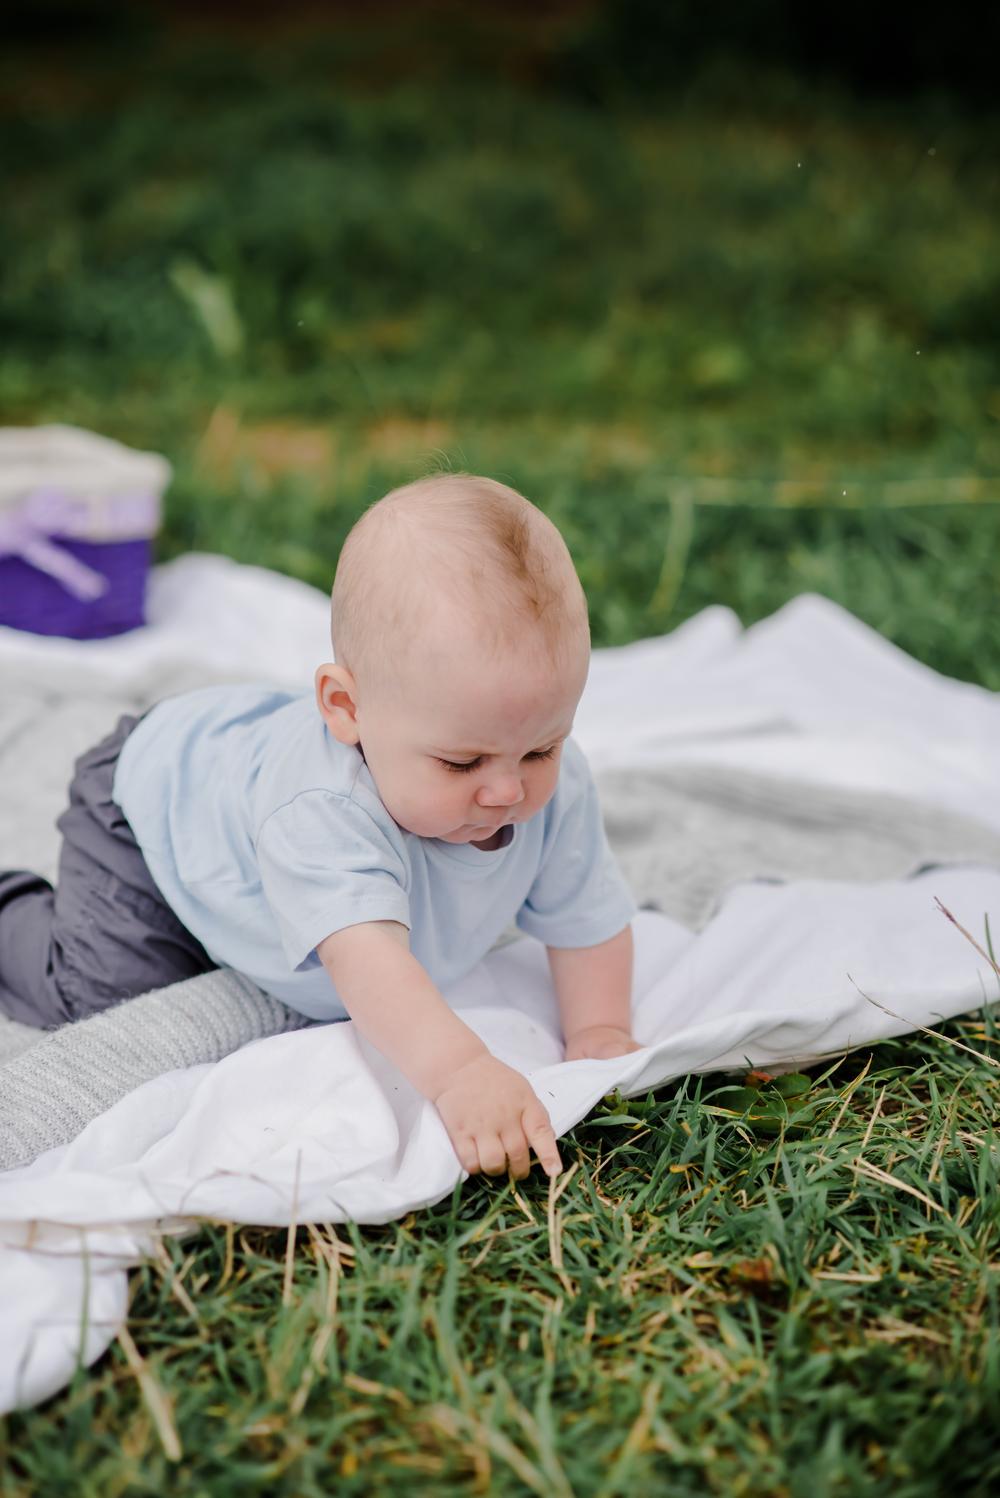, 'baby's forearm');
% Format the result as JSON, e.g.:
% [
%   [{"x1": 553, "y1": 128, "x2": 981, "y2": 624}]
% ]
[
  {"x1": 319, "y1": 921, "x2": 562, "y2": 1180},
  {"x1": 317, "y1": 922, "x2": 487, "y2": 1098},
  {"x1": 547, "y1": 924, "x2": 634, "y2": 1044}
]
